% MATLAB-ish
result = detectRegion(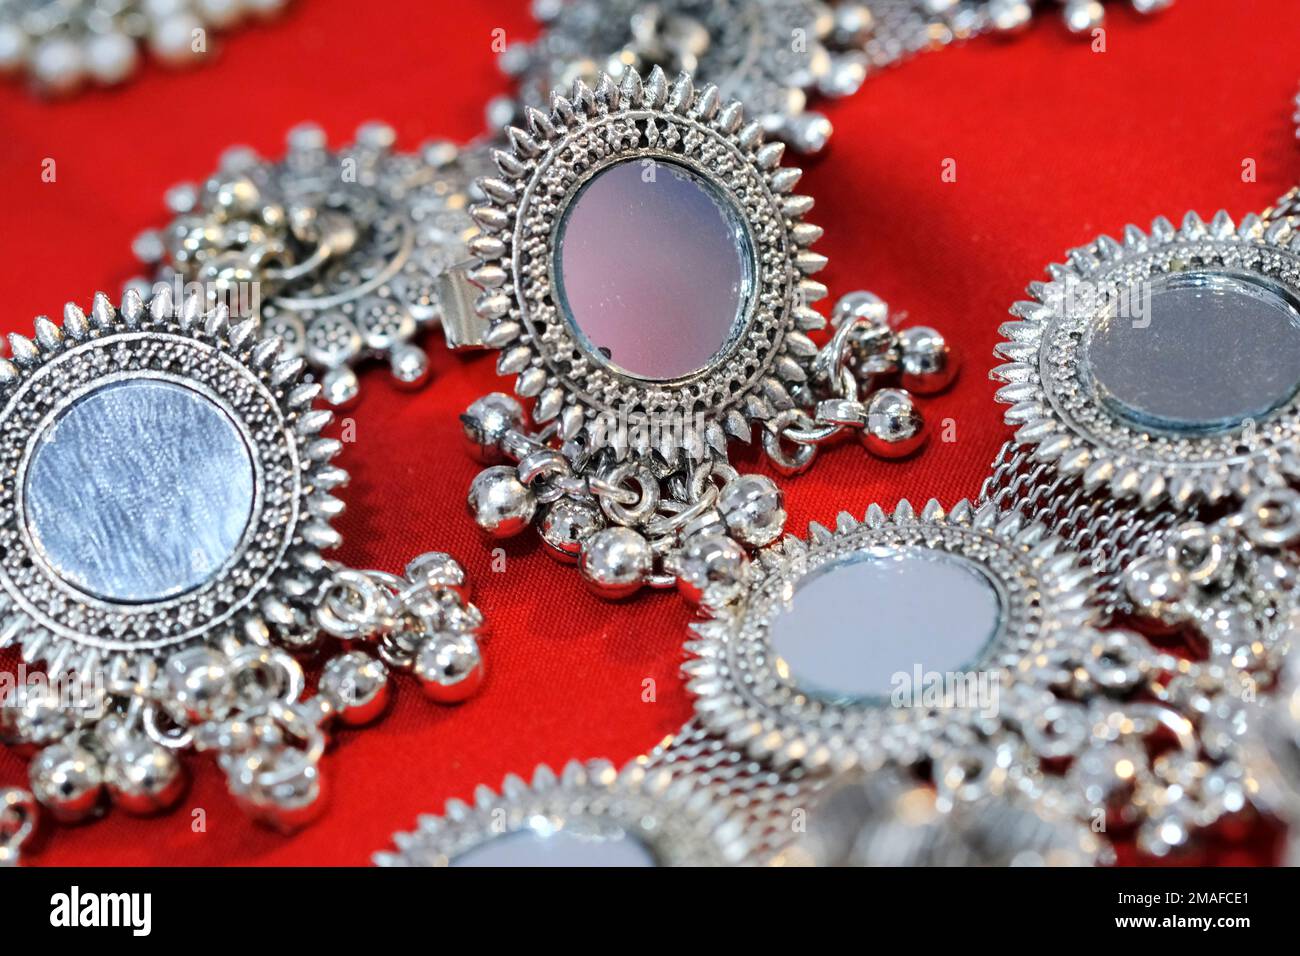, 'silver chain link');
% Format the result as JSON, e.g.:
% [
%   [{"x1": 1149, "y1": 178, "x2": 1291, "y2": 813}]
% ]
[
  {"x1": 977, "y1": 440, "x2": 1185, "y2": 613},
  {"x1": 640, "y1": 719, "x2": 825, "y2": 862}
]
